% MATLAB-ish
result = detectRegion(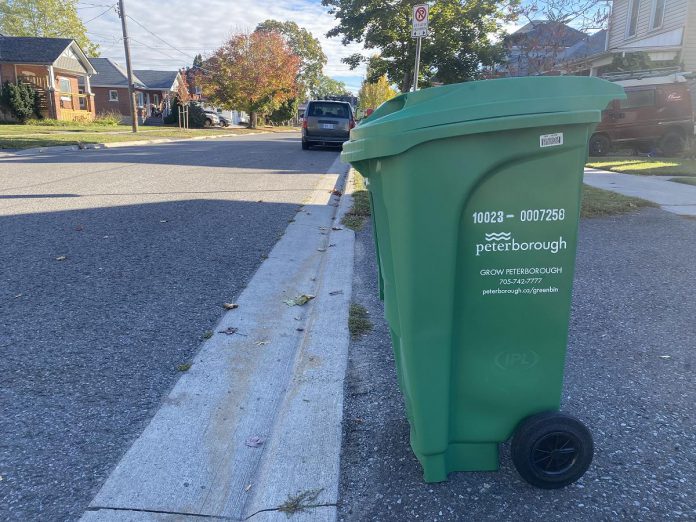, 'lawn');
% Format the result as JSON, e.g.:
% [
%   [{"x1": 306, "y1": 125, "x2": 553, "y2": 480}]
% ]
[
  {"x1": 669, "y1": 177, "x2": 696, "y2": 187},
  {"x1": 0, "y1": 124, "x2": 267, "y2": 150},
  {"x1": 581, "y1": 184, "x2": 657, "y2": 217},
  {"x1": 586, "y1": 156, "x2": 696, "y2": 176}
]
